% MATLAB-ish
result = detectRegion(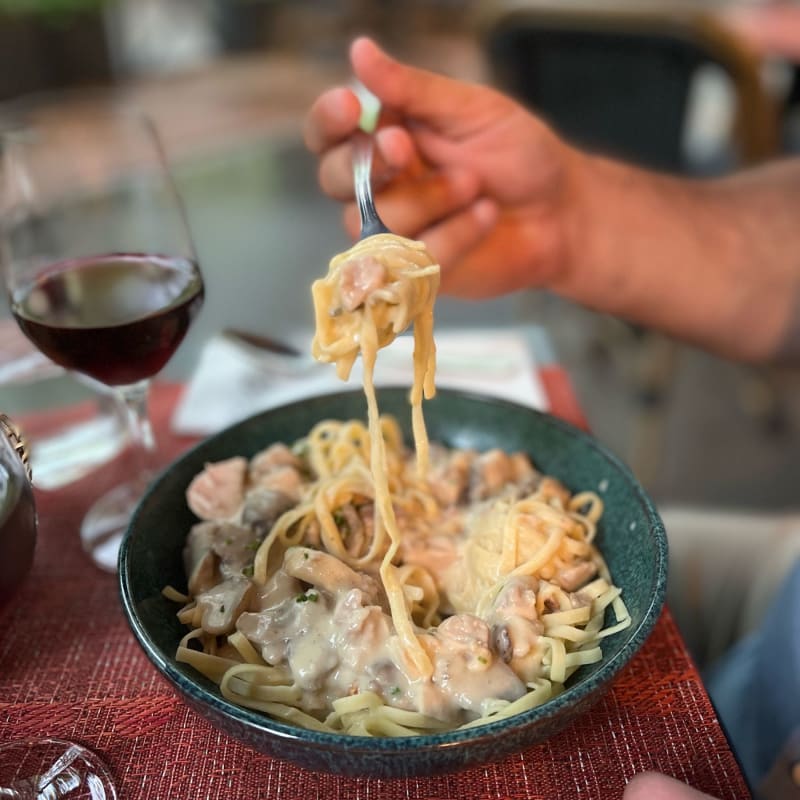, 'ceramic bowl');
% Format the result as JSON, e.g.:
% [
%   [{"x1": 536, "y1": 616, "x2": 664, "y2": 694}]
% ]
[{"x1": 119, "y1": 387, "x2": 667, "y2": 778}]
